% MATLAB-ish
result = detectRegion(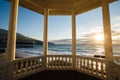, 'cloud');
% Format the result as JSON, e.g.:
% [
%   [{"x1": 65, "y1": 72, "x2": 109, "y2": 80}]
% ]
[
  {"x1": 112, "y1": 23, "x2": 120, "y2": 31},
  {"x1": 116, "y1": 16, "x2": 120, "y2": 21}
]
